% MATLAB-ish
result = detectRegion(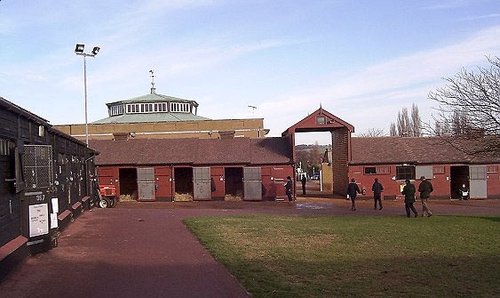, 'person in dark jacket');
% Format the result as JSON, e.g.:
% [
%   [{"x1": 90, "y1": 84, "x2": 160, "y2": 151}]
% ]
[
  {"x1": 402, "y1": 179, "x2": 418, "y2": 217},
  {"x1": 418, "y1": 176, "x2": 433, "y2": 217},
  {"x1": 347, "y1": 178, "x2": 361, "y2": 211},
  {"x1": 371, "y1": 178, "x2": 384, "y2": 210},
  {"x1": 301, "y1": 175, "x2": 307, "y2": 195},
  {"x1": 284, "y1": 176, "x2": 293, "y2": 202}
]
